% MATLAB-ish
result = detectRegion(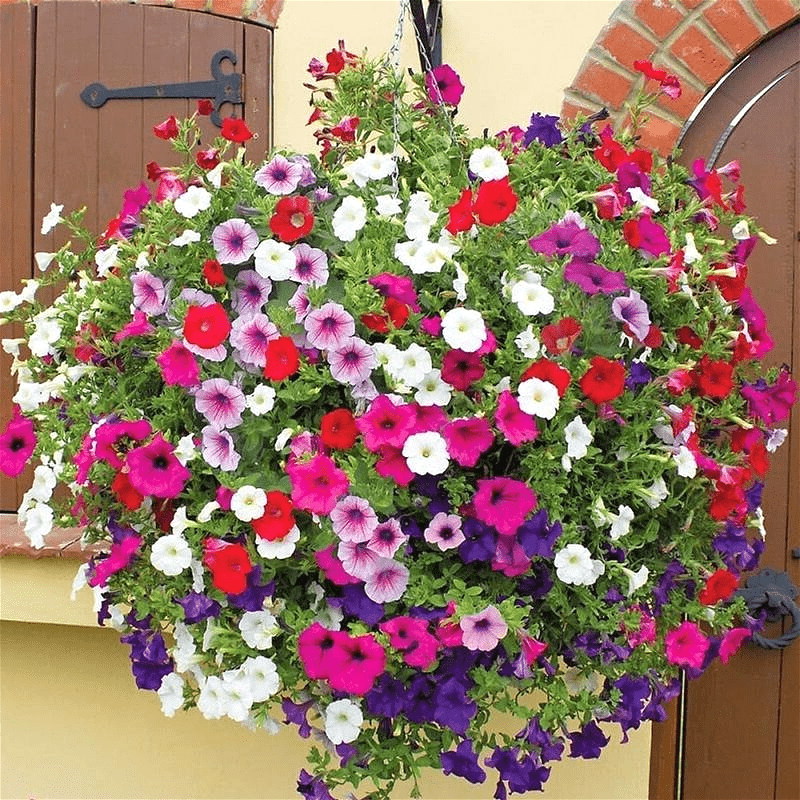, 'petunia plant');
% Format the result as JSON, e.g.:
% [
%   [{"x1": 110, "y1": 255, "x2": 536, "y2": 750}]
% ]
[{"x1": 1, "y1": 46, "x2": 796, "y2": 799}]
